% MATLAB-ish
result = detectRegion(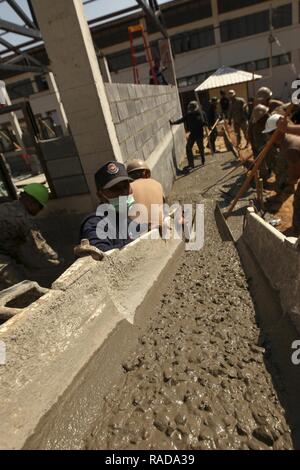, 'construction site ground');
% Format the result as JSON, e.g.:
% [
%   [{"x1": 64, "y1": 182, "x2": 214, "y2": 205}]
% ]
[{"x1": 83, "y1": 147, "x2": 297, "y2": 450}]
